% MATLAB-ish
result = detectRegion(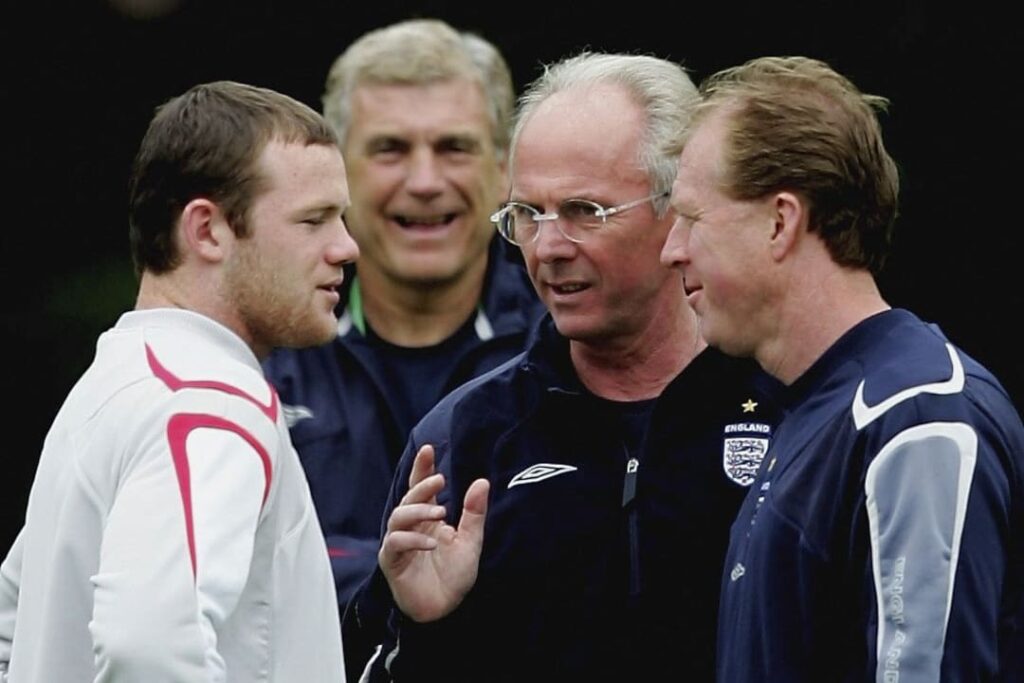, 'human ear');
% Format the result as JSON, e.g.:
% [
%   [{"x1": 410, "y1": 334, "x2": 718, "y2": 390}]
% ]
[
  {"x1": 179, "y1": 198, "x2": 232, "y2": 263},
  {"x1": 768, "y1": 192, "x2": 806, "y2": 262}
]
